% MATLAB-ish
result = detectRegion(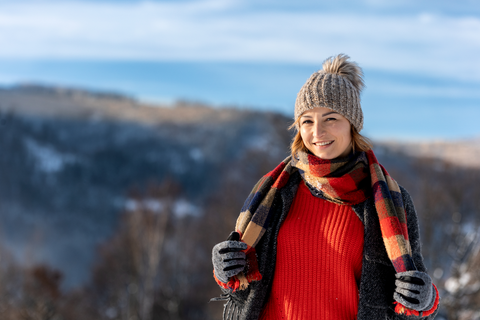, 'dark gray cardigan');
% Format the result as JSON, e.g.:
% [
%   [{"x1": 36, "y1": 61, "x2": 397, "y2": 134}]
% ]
[{"x1": 215, "y1": 171, "x2": 438, "y2": 320}]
